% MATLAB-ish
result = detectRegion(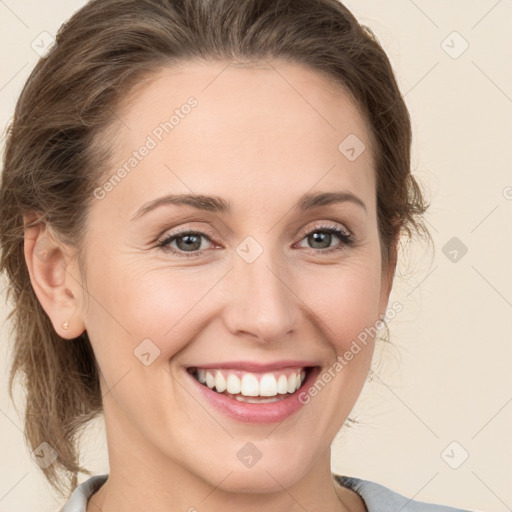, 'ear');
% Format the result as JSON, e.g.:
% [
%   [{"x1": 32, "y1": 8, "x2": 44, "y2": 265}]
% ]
[
  {"x1": 23, "y1": 213, "x2": 86, "y2": 339},
  {"x1": 378, "y1": 236, "x2": 399, "y2": 320}
]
